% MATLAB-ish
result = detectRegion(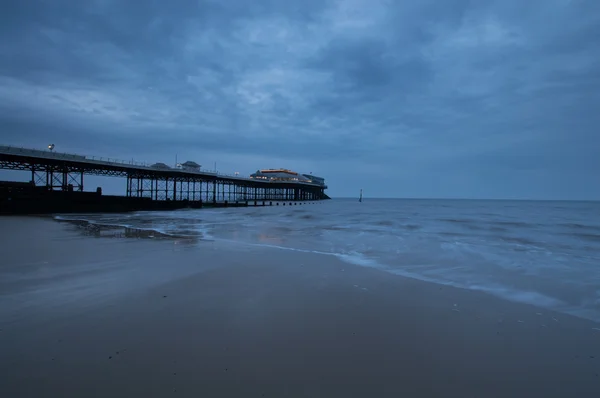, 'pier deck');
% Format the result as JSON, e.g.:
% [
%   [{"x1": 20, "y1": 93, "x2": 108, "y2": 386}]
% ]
[{"x1": 0, "y1": 145, "x2": 329, "y2": 214}]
